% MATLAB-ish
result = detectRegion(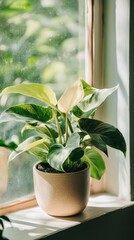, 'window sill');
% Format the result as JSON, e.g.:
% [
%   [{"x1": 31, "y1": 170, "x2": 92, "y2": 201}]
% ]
[{"x1": 3, "y1": 193, "x2": 133, "y2": 240}]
